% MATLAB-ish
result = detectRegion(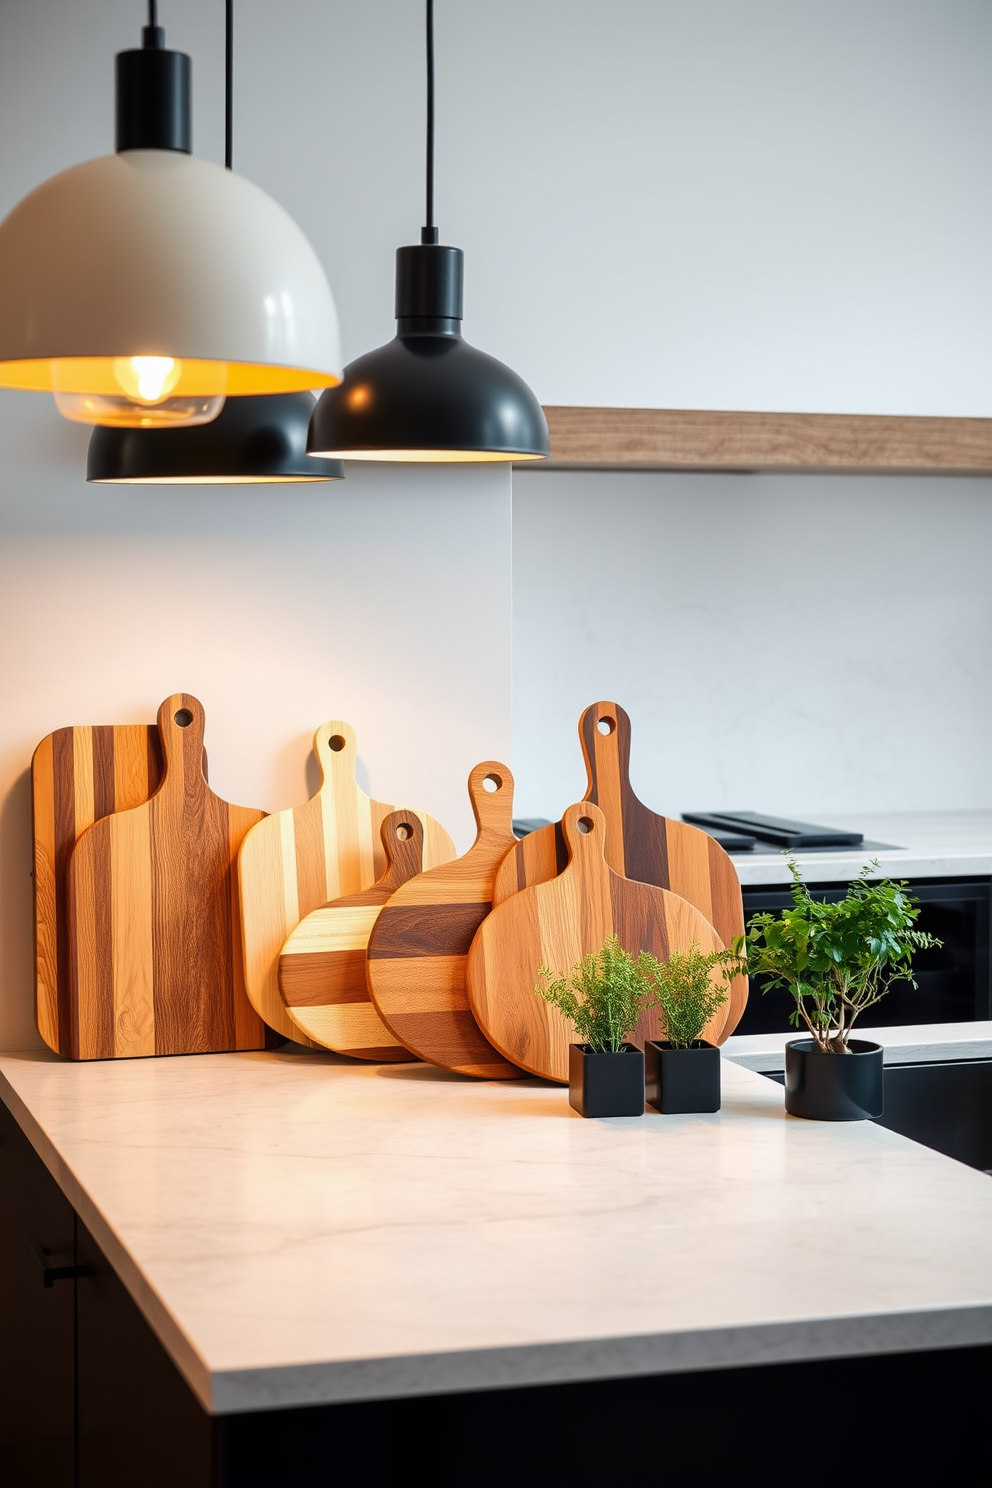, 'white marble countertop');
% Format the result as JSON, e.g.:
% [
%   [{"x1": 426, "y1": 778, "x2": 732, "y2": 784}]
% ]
[
  {"x1": 2, "y1": 1044, "x2": 992, "y2": 1416},
  {"x1": 729, "y1": 811, "x2": 992, "y2": 885},
  {"x1": 724, "y1": 1020, "x2": 992, "y2": 1072}
]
